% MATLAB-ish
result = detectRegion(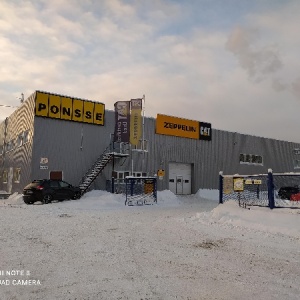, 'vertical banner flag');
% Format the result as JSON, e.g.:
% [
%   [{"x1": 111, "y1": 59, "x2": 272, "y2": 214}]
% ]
[
  {"x1": 114, "y1": 101, "x2": 130, "y2": 143},
  {"x1": 130, "y1": 99, "x2": 143, "y2": 145}
]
